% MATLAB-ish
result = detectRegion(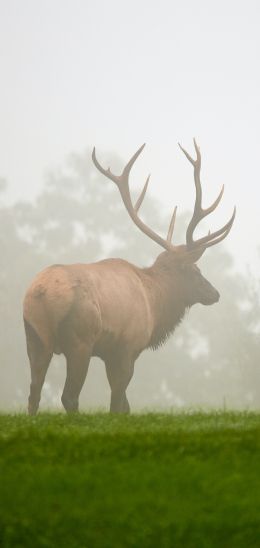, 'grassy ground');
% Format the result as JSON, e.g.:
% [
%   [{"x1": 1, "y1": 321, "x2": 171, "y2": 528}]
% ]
[{"x1": 0, "y1": 412, "x2": 260, "y2": 548}]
